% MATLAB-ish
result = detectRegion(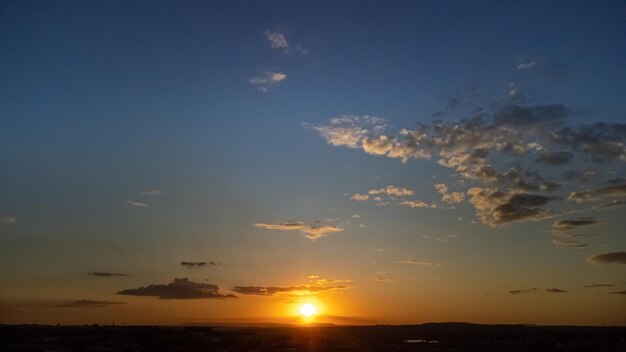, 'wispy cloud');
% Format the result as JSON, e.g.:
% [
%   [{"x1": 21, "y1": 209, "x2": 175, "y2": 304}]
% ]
[
  {"x1": 126, "y1": 200, "x2": 147, "y2": 207},
  {"x1": 569, "y1": 184, "x2": 626, "y2": 203},
  {"x1": 254, "y1": 221, "x2": 343, "y2": 239},
  {"x1": 588, "y1": 252, "x2": 626, "y2": 265},
  {"x1": 395, "y1": 259, "x2": 441, "y2": 267},
  {"x1": 88, "y1": 272, "x2": 129, "y2": 277},
  {"x1": 180, "y1": 261, "x2": 221, "y2": 268},
  {"x1": 232, "y1": 284, "x2": 348, "y2": 296},
  {"x1": 264, "y1": 28, "x2": 307, "y2": 55},
  {"x1": 0, "y1": 216, "x2": 17, "y2": 223},
  {"x1": 249, "y1": 71, "x2": 287, "y2": 92},
  {"x1": 56, "y1": 300, "x2": 126, "y2": 308},
  {"x1": 545, "y1": 288, "x2": 568, "y2": 293},
  {"x1": 584, "y1": 284, "x2": 613, "y2": 288},
  {"x1": 118, "y1": 278, "x2": 235, "y2": 299},
  {"x1": 509, "y1": 288, "x2": 538, "y2": 295},
  {"x1": 351, "y1": 194, "x2": 369, "y2": 201}
]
